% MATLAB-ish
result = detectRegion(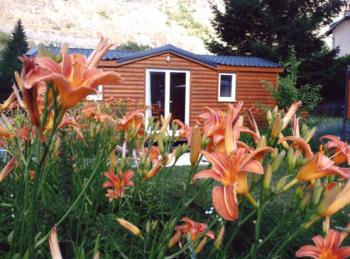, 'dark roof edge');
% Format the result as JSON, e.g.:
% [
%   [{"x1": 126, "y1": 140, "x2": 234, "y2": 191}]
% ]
[{"x1": 115, "y1": 44, "x2": 217, "y2": 67}]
